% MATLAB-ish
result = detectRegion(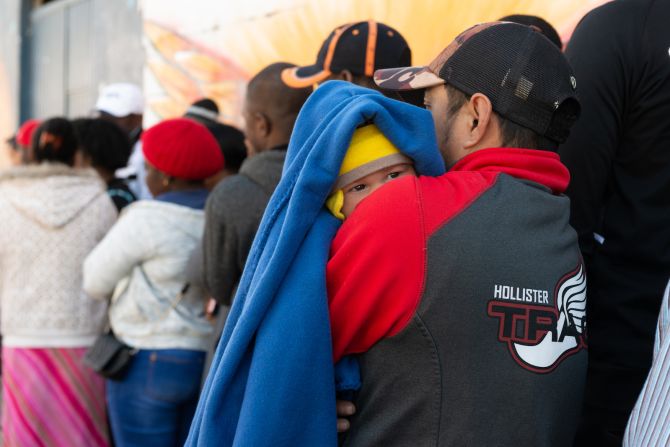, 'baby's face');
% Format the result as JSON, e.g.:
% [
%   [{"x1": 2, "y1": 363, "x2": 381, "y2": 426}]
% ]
[{"x1": 341, "y1": 163, "x2": 416, "y2": 217}]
